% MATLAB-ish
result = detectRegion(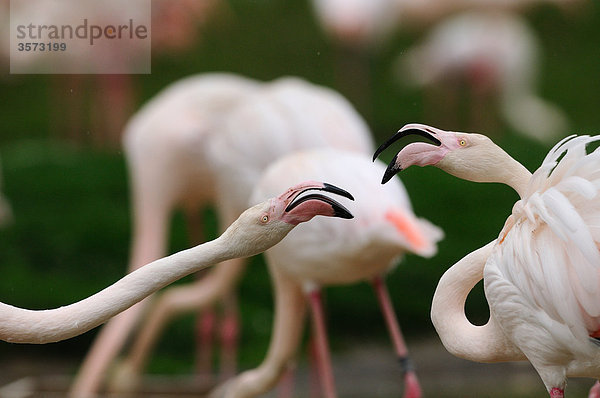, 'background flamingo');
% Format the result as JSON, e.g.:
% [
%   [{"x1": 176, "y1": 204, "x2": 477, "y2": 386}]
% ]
[
  {"x1": 73, "y1": 74, "x2": 375, "y2": 396},
  {"x1": 0, "y1": 181, "x2": 354, "y2": 343},
  {"x1": 210, "y1": 148, "x2": 442, "y2": 398},
  {"x1": 375, "y1": 123, "x2": 600, "y2": 397},
  {"x1": 397, "y1": 10, "x2": 569, "y2": 142}
]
